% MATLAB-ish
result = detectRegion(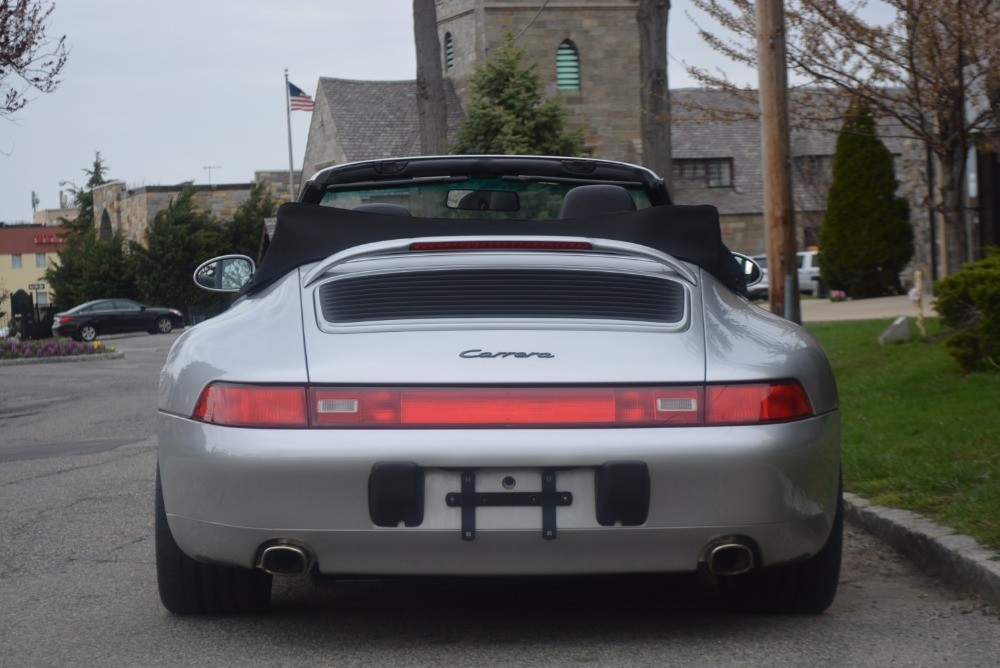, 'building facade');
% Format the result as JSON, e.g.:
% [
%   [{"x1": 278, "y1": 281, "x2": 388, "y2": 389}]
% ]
[
  {"x1": 91, "y1": 170, "x2": 297, "y2": 245},
  {"x1": 299, "y1": 3, "x2": 949, "y2": 275},
  {"x1": 32, "y1": 208, "x2": 79, "y2": 225},
  {"x1": 669, "y1": 89, "x2": 920, "y2": 259},
  {"x1": 0, "y1": 225, "x2": 65, "y2": 312}
]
